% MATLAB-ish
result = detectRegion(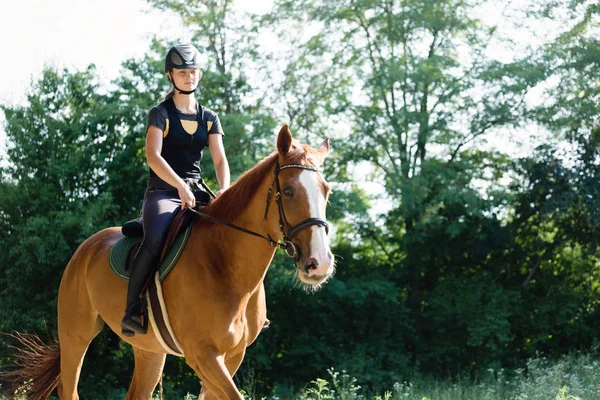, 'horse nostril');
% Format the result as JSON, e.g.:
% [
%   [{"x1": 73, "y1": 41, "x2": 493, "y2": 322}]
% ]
[{"x1": 304, "y1": 258, "x2": 319, "y2": 273}]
